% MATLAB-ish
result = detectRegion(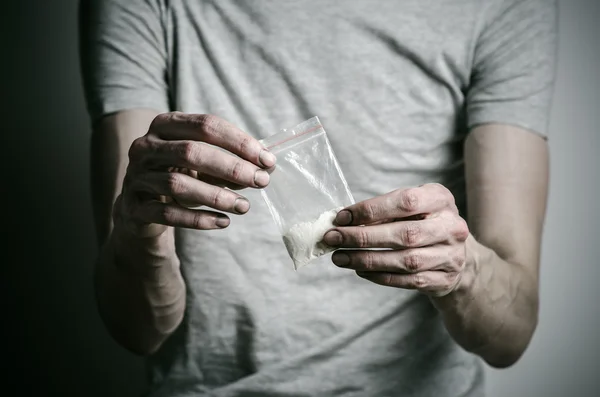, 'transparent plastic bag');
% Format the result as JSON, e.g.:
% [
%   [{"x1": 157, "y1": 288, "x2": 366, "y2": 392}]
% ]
[{"x1": 260, "y1": 116, "x2": 355, "y2": 270}]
